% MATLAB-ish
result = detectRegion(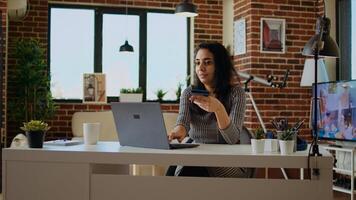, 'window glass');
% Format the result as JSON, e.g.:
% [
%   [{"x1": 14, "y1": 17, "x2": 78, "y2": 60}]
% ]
[
  {"x1": 146, "y1": 13, "x2": 188, "y2": 101},
  {"x1": 50, "y1": 8, "x2": 94, "y2": 99},
  {"x1": 102, "y1": 14, "x2": 140, "y2": 96}
]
